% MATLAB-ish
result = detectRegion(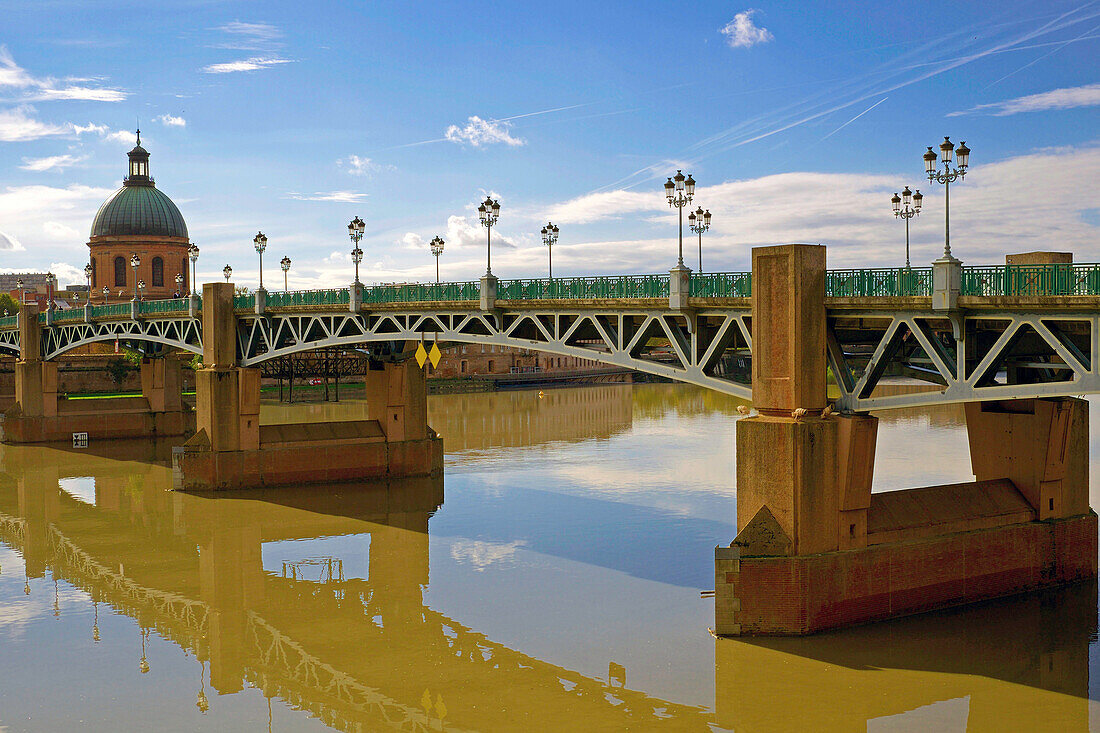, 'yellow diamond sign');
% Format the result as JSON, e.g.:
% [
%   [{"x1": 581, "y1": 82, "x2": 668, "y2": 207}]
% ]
[
  {"x1": 414, "y1": 342, "x2": 428, "y2": 368},
  {"x1": 428, "y1": 342, "x2": 442, "y2": 368}
]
